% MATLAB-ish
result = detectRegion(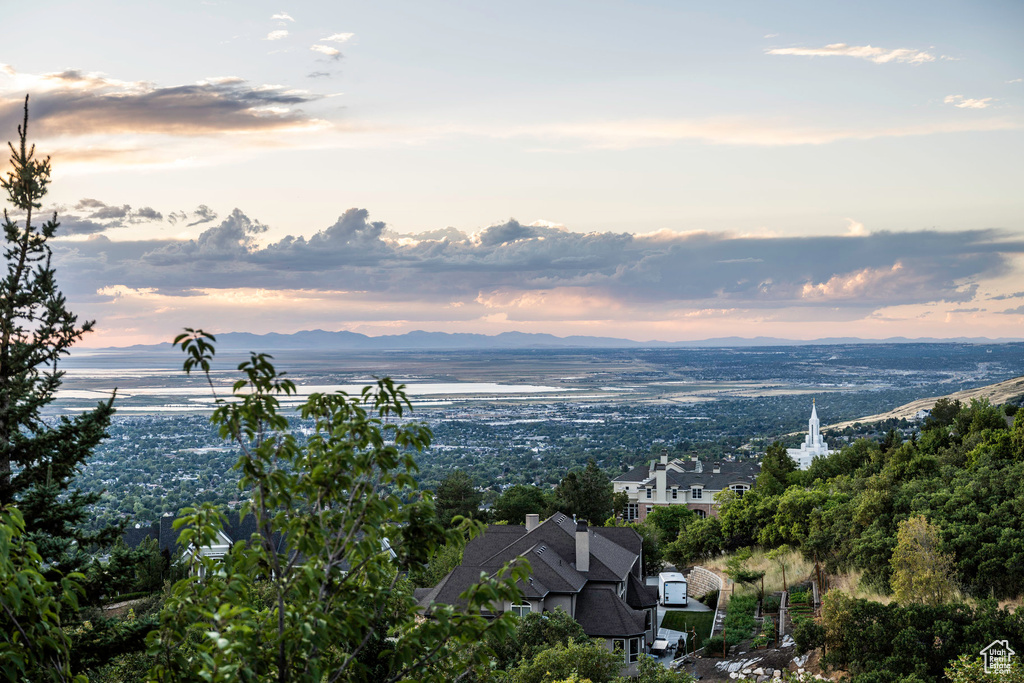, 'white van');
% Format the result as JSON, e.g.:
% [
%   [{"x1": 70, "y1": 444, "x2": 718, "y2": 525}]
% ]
[{"x1": 658, "y1": 572, "x2": 688, "y2": 607}]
